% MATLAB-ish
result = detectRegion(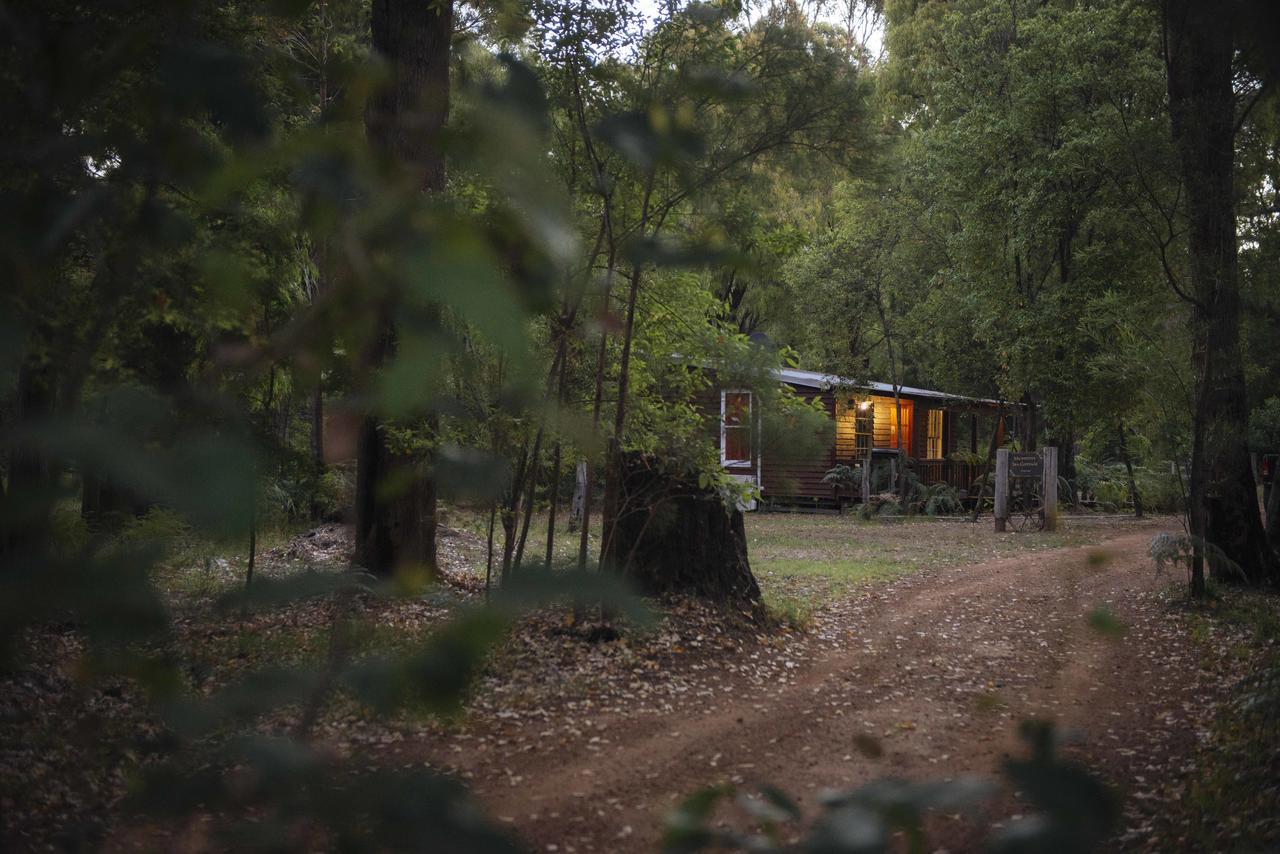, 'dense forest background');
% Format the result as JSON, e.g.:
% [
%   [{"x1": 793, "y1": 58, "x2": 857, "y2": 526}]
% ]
[
  {"x1": 8, "y1": 0, "x2": 1277, "y2": 581},
  {"x1": 2, "y1": 0, "x2": 1279, "y2": 849}
]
